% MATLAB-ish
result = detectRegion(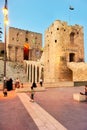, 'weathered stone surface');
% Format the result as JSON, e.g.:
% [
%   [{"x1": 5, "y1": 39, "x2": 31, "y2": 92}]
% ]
[
  {"x1": 67, "y1": 62, "x2": 87, "y2": 81},
  {"x1": 7, "y1": 27, "x2": 42, "y2": 62},
  {"x1": 43, "y1": 20, "x2": 85, "y2": 84}
]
